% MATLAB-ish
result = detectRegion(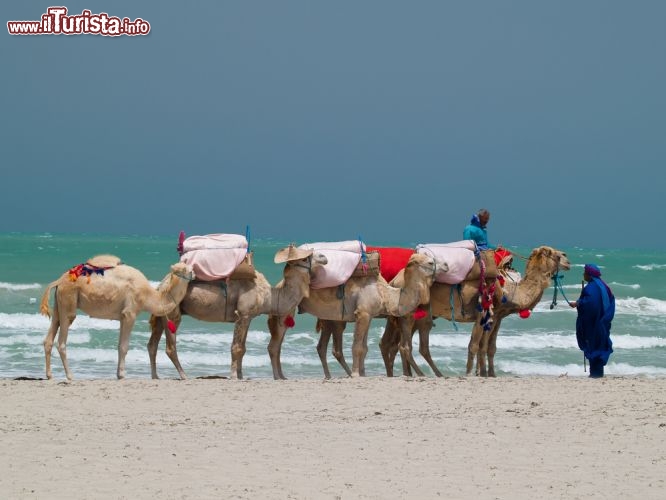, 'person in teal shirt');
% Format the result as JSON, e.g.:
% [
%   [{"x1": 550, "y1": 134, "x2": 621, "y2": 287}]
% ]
[{"x1": 463, "y1": 209, "x2": 495, "y2": 250}]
